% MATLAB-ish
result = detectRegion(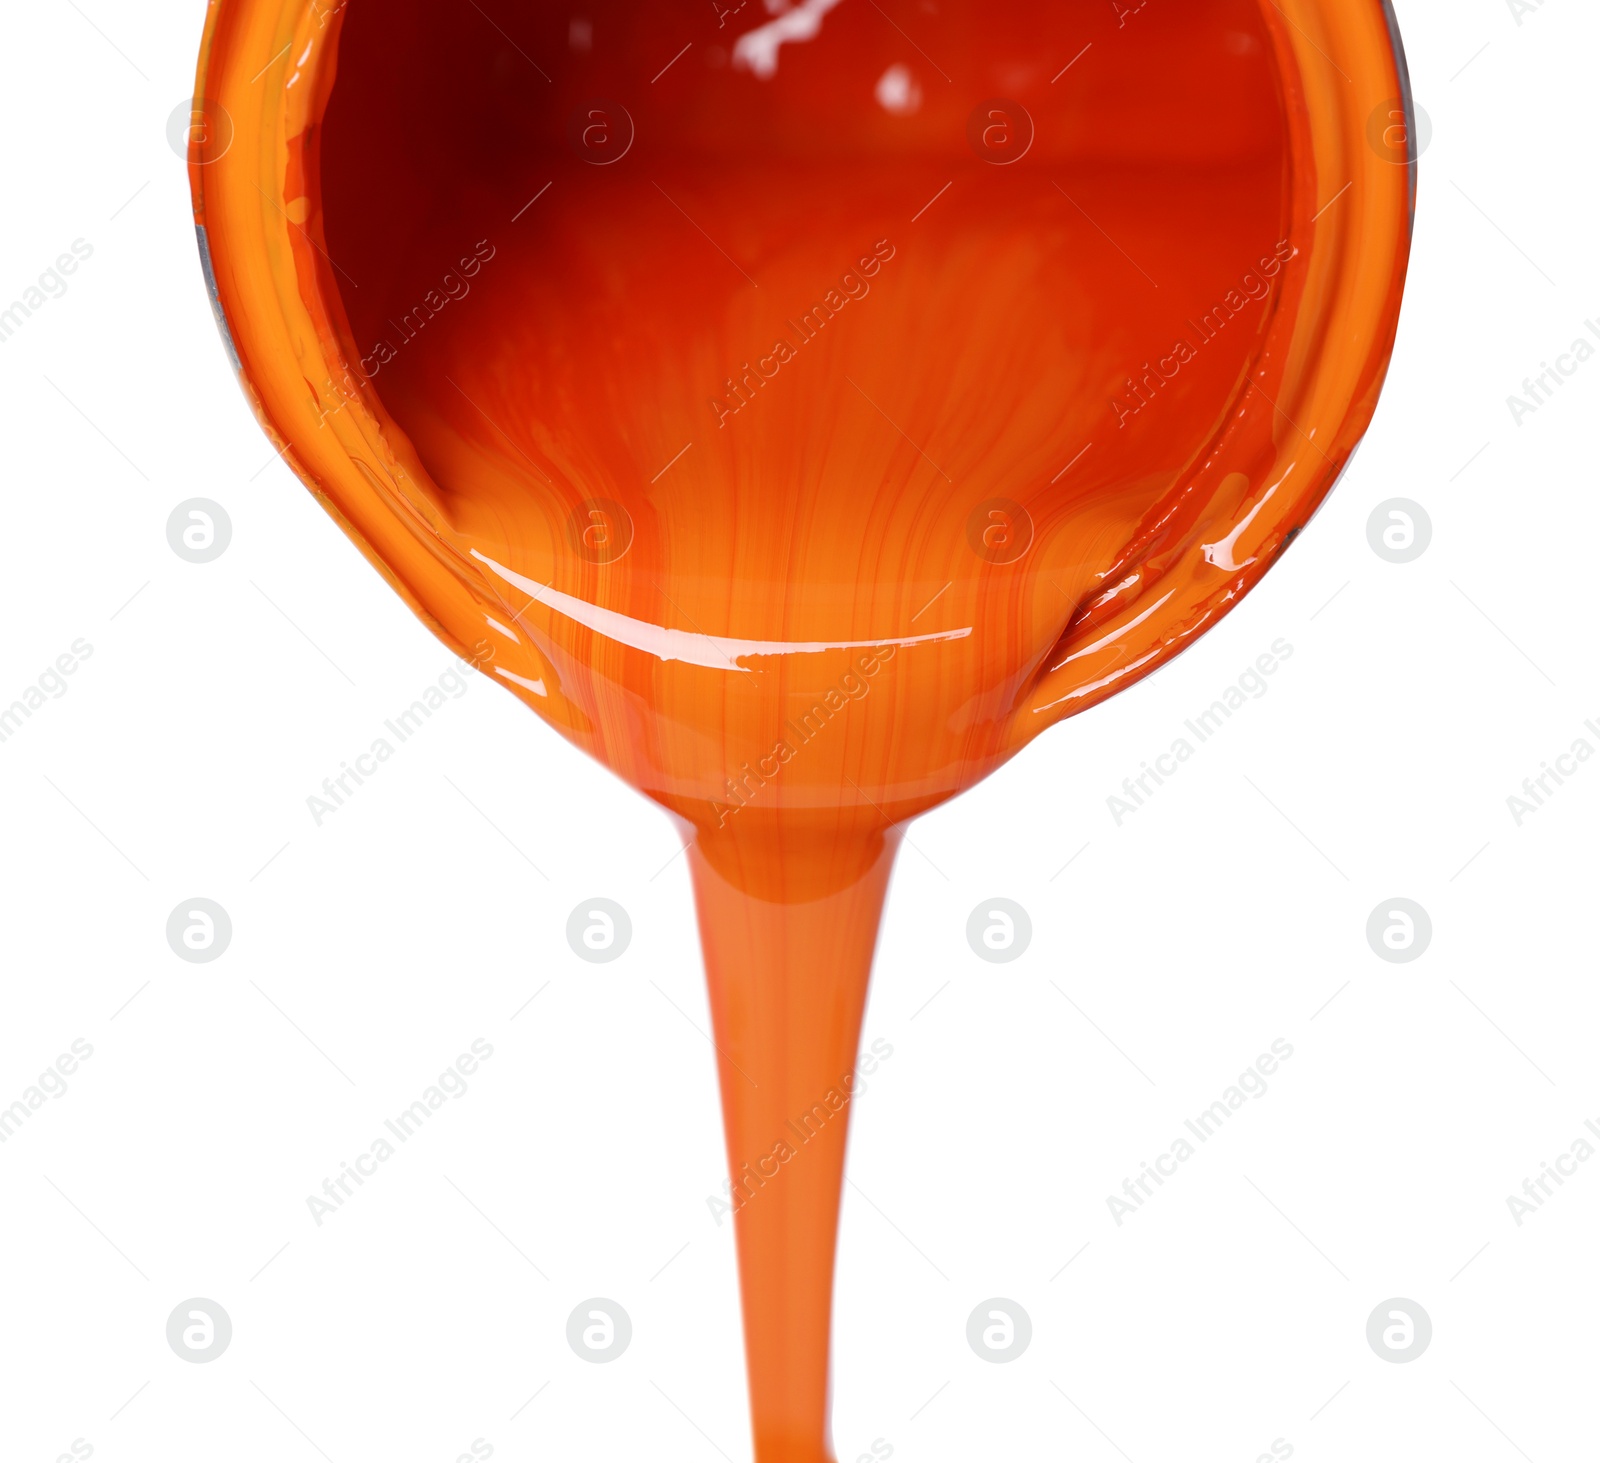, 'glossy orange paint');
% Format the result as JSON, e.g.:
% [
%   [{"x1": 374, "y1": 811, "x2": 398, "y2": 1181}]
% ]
[{"x1": 191, "y1": 2, "x2": 1412, "y2": 1456}]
